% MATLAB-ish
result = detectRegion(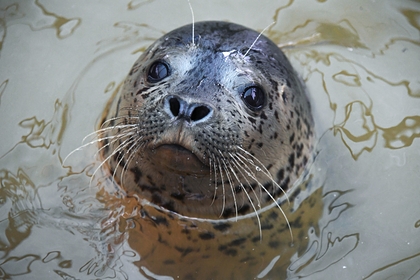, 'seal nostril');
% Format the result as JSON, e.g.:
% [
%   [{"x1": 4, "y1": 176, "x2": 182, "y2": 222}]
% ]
[
  {"x1": 169, "y1": 97, "x2": 180, "y2": 117},
  {"x1": 191, "y1": 106, "x2": 211, "y2": 122}
]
